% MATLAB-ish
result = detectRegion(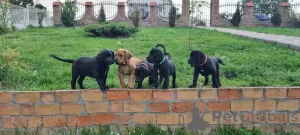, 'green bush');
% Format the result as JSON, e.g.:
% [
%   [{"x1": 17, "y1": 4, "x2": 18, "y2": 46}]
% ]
[
  {"x1": 231, "y1": 2, "x2": 241, "y2": 27},
  {"x1": 169, "y1": 5, "x2": 177, "y2": 27},
  {"x1": 98, "y1": 4, "x2": 106, "y2": 23},
  {"x1": 271, "y1": 7, "x2": 281, "y2": 27},
  {"x1": 84, "y1": 23, "x2": 138, "y2": 38},
  {"x1": 61, "y1": 0, "x2": 77, "y2": 27}
]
